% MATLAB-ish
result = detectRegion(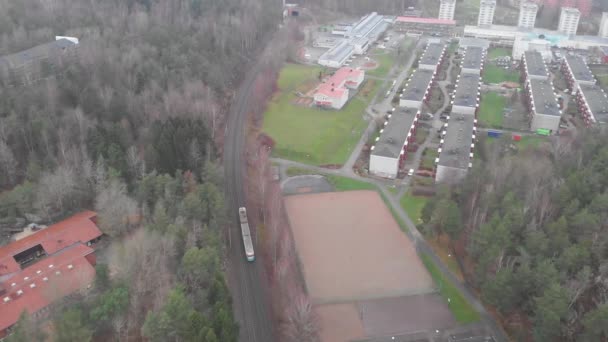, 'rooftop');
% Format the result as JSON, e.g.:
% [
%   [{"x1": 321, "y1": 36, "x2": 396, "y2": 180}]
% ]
[
  {"x1": 401, "y1": 69, "x2": 435, "y2": 102},
  {"x1": 529, "y1": 79, "x2": 561, "y2": 116},
  {"x1": 0, "y1": 211, "x2": 100, "y2": 278},
  {"x1": 458, "y1": 37, "x2": 490, "y2": 50},
  {"x1": 371, "y1": 108, "x2": 419, "y2": 158},
  {"x1": 350, "y1": 12, "x2": 384, "y2": 38},
  {"x1": 600, "y1": 46, "x2": 608, "y2": 55},
  {"x1": 461, "y1": 46, "x2": 485, "y2": 70},
  {"x1": 419, "y1": 43, "x2": 445, "y2": 67},
  {"x1": 438, "y1": 113, "x2": 476, "y2": 169},
  {"x1": 0, "y1": 243, "x2": 96, "y2": 333},
  {"x1": 316, "y1": 67, "x2": 364, "y2": 98},
  {"x1": 395, "y1": 17, "x2": 456, "y2": 25},
  {"x1": 453, "y1": 73, "x2": 481, "y2": 108},
  {"x1": 579, "y1": 84, "x2": 608, "y2": 124},
  {"x1": 319, "y1": 40, "x2": 353, "y2": 65},
  {"x1": 524, "y1": 51, "x2": 548, "y2": 77},
  {"x1": 565, "y1": 55, "x2": 595, "y2": 82},
  {"x1": 0, "y1": 38, "x2": 76, "y2": 69}
]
